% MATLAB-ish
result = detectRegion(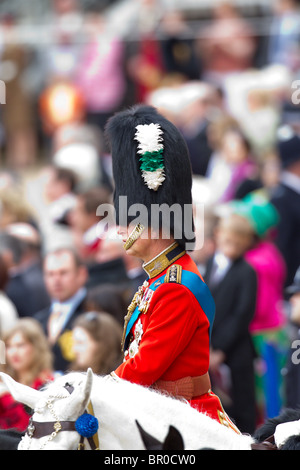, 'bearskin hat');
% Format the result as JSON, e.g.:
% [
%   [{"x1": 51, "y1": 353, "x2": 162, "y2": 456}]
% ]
[{"x1": 105, "y1": 104, "x2": 195, "y2": 250}]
